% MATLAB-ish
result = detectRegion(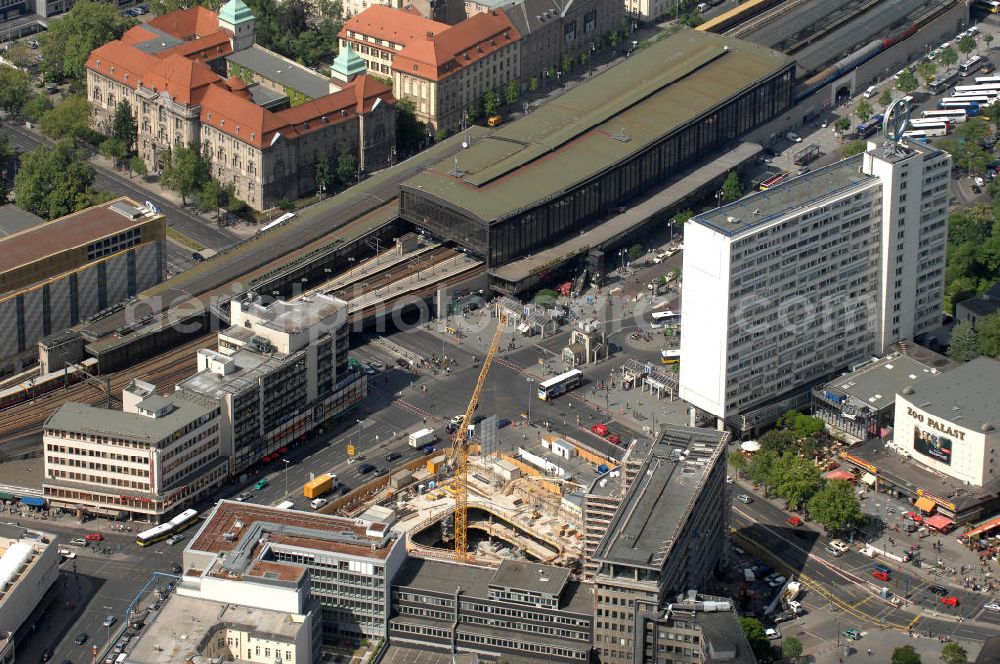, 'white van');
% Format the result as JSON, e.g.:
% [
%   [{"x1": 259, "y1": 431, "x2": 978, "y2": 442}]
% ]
[
  {"x1": 696, "y1": 2, "x2": 709, "y2": 11},
  {"x1": 863, "y1": 85, "x2": 877, "y2": 98},
  {"x1": 310, "y1": 498, "x2": 328, "y2": 509}
]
